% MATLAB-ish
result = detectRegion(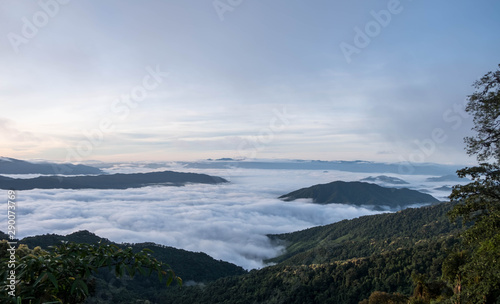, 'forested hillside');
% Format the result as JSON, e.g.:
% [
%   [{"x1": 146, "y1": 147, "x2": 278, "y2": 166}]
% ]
[
  {"x1": 153, "y1": 202, "x2": 463, "y2": 304},
  {"x1": 268, "y1": 202, "x2": 461, "y2": 265}
]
